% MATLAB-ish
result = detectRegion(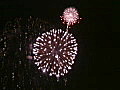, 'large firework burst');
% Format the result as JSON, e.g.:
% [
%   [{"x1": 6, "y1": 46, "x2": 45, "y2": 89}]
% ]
[{"x1": 32, "y1": 29, "x2": 78, "y2": 78}]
